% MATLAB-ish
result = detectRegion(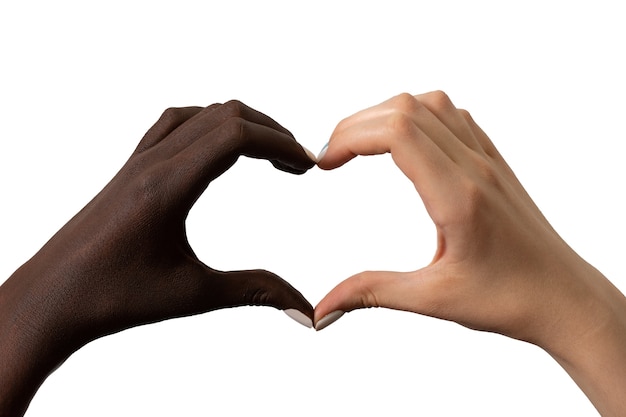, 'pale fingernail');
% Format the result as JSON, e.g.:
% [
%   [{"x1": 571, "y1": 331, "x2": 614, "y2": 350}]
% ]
[
  {"x1": 315, "y1": 310, "x2": 345, "y2": 331},
  {"x1": 316, "y1": 142, "x2": 329, "y2": 162},
  {"x1": 302, "y1": 146, "x2": 317, "y2": 162},
  {"x1": 284, "y1": 309, "x2": 313, "y2": 328}
]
